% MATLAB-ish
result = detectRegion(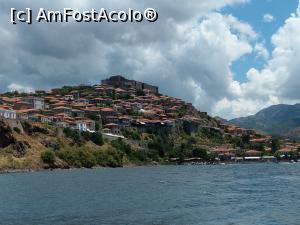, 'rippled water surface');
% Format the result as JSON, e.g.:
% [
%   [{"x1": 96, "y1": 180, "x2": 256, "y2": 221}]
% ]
[{"x1": 0, "y1": 164, "x2": 300, "y2": 225}]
